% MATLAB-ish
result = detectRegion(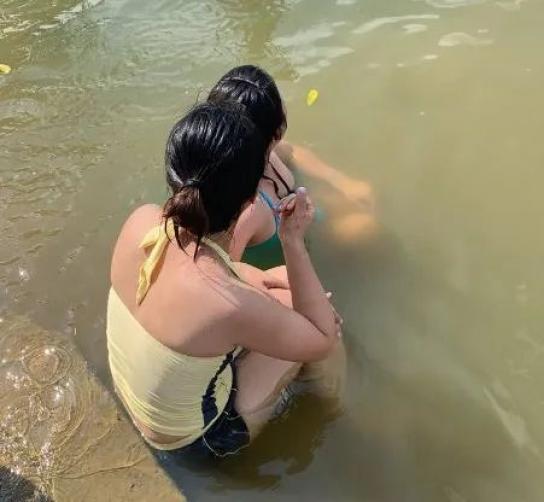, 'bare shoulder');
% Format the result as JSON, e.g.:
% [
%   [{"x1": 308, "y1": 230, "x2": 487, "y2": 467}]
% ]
[
  {"x1": 115, "y1": 204, "x2": 163, "y2": 252},
  {"x1": 121, "y1": 204, "x2": 163, "y2": 241},
  {"x1": 274, "y1": 140, "x2": 295, "y2": 164},
  {"x1": 111, "y1": 204, "x2": 162, "y2": 283}
]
